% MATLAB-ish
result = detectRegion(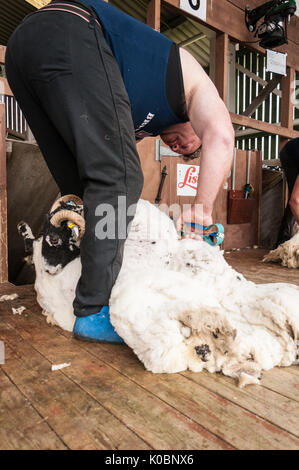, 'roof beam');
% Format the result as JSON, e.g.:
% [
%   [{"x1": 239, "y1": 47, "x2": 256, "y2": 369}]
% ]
[
  {"x1": 178, "y1": 32, "x2": 206, "y2": 47},
  {"x1": 160, "y1": 16, "x2": 187, "y2": 34}
]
